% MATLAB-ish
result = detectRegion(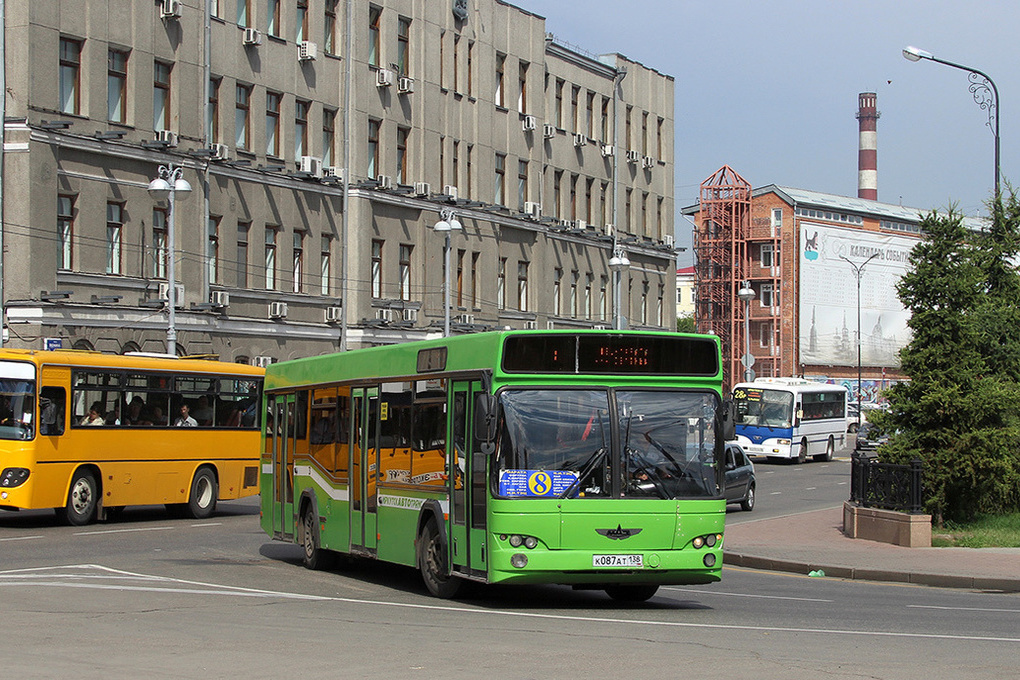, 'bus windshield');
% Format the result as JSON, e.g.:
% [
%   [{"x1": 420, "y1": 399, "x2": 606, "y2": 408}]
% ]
[
  {"x1": 0, "y1": 361, "x2": 36, "y2": 441},
  {"x1": 734, "y1": 388, "x2": 793, "y2": 428},
  {"x1": 495, "y1": 388, "x2": 720, "y2": 500}
]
